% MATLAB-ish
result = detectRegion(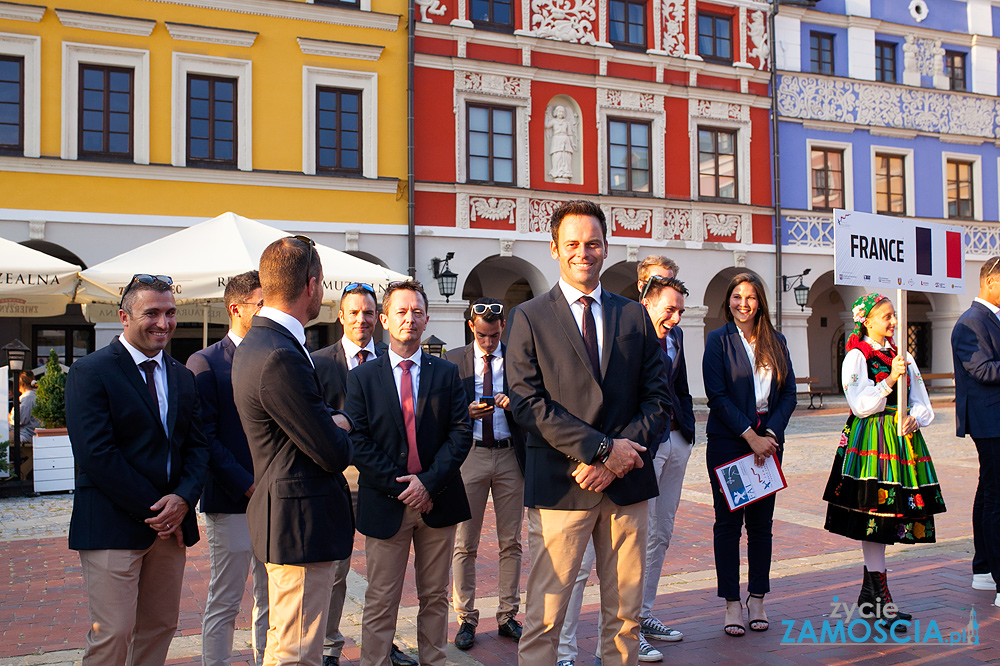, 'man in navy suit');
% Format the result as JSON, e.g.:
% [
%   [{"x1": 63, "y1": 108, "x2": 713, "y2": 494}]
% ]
[
  {"x1": 507, "y1": 200, "x2": 669, "y2": 666},
  {"x1": 233, "y1": 237, "x2": 355, "y2": 666},
  {"x1": 187, "y1": 271, "x2": 268, "y2": 666},
  {"x1": 312, "y1": 283, "x2": 413, "y2": 666},
  {"x1": 66, "y1": 275, "x2": 209, "y2": 666},
  {"x1": 952, "y1": 256, "x2": 1000, "y2": 603},
  {"x1": 637, "y1": 273, "x2": 694, "y2": 649},
  {"x1": 445, "y1": 297, "x2": 525, "y2": 651},
  {"x1": 345, "y1": 280, "x2": 472, "y2": 666}
]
